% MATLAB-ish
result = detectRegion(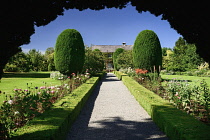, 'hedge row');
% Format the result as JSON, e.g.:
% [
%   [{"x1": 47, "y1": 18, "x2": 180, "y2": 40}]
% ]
[
  {"x1": 114, "y1": 71, "x2": 210, "y2": 140},
  {"x1": 11, "y1": 76, "x2": 100, "y2": 140},
  {"x1": 113, "y1": 71, "x2": 127, "y2": 80},
  {"x1": 92, "y1": 71, "x2": 106, "y2": 80}
]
